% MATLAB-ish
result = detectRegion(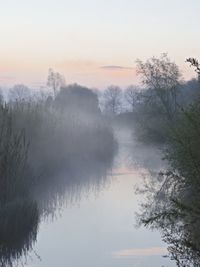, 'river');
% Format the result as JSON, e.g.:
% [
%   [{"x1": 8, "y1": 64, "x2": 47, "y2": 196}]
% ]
[{"x1": 16, "y1": 127, "x2": 176, "y2": 267}]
